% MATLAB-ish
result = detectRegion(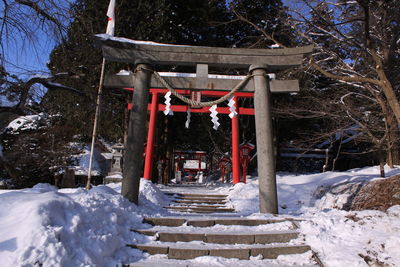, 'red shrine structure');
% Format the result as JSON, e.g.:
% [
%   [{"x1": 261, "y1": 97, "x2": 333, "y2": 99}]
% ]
[{"x1": 123, "y1": 81, "x2": 255, "y2": 184}]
